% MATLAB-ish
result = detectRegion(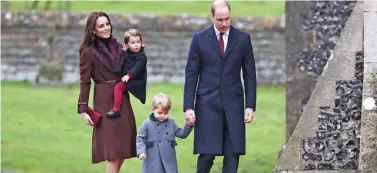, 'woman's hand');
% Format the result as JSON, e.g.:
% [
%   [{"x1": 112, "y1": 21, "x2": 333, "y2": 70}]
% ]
[{"x1": 81, "y1": 112, "x2": 94, "y2": 126}]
